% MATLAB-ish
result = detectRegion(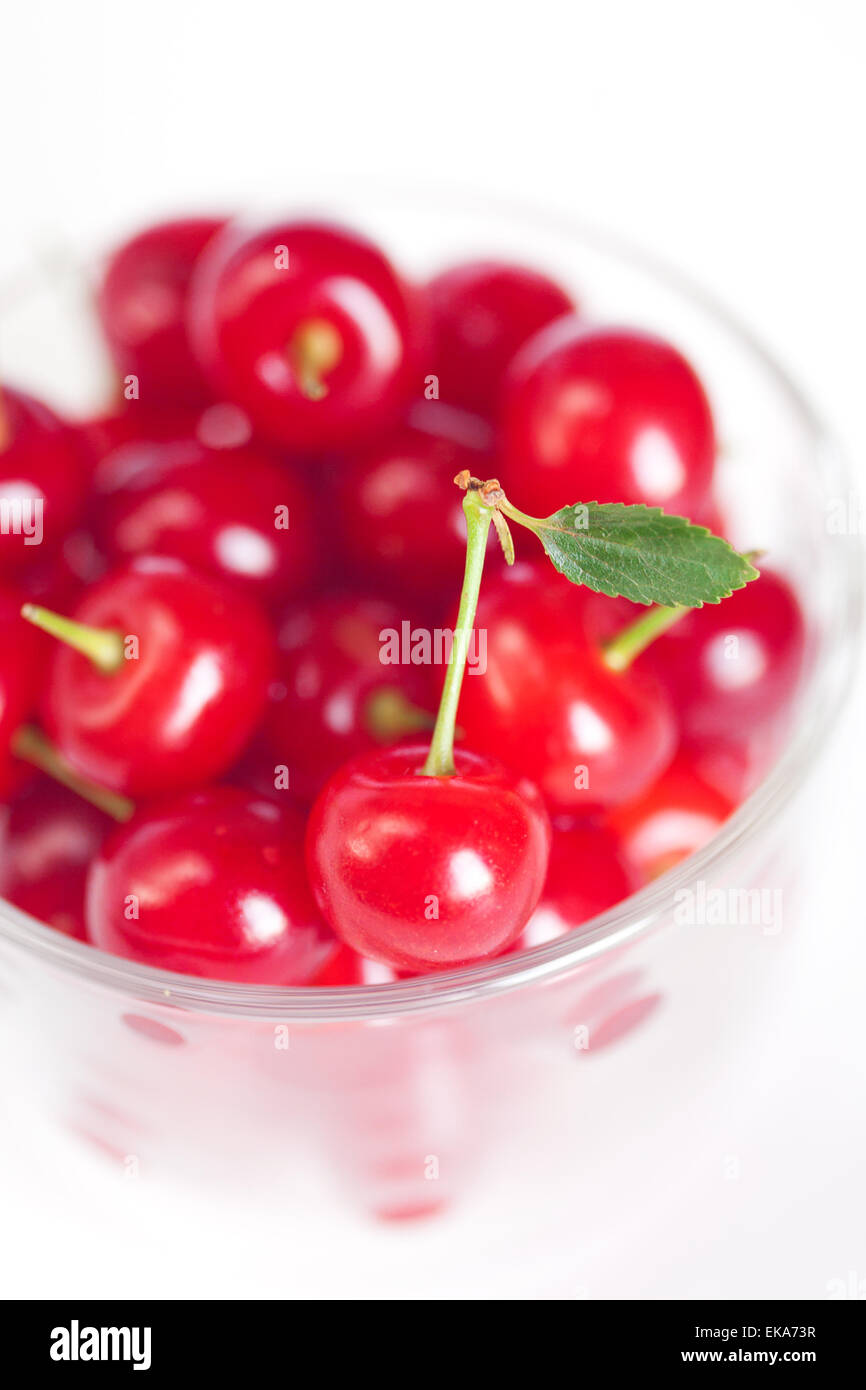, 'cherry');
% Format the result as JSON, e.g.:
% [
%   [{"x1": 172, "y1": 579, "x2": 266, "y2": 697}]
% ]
[
  {"x1": 335, "y1": 402, "x2": 495, "y2": 596},
  {"x1": 0, "y1": 583, "x2": 43, "y2": 794},
  {"x1": 96, "y1": 217, "x2": 226, "y2": 406},
  {"x1": 309, "y1": 943, "x2": 403, "y2": 986},
  {"x1": 306, "y1": 741, "x2": 551, "y2": 971},
  {"x1": 516, "y1": 821, "x2": 638, "y2": 948},
  {"x1": 17, "y1": 530, "x2": 107, "y2": 611},
  {"x1": 457, "y1": 564, "x2": 678, "y2": 814},
  {"x1": 86, "y1": 787, "x2": 336, "y2": 983},
  {"x1": 188, "y1": 220, "x2": 425, "y2": 450},
  {"x1": 26, "y1": 558, "x2": 276, "y2": 798},
  {"x1": 78, "y1": 407, "x2": 194, "y2": 472},
  {"x1": 306, "y1": 480, "x2": 553, "y2": 971},
  {"x1": 428, "y1": 259, "x2": 574, "y2": 416},
  {"x1": 0, "y1": 385, "x2": 86, "y2": 575},
  {"x1": 94, "y1": 439, "x2": 319, "y2": 604},
  {"x1": 678, "y1": 731, "x2": 771, "y2": 805},
  {"x1": 501, "y1": 323, "x2": 716, "y2": 517},
  {"x1": 0, "y1": 779, "x2": 111, "y2": 940},
  {"x1": 82, "y1": 400, "x2": 258, "y2": 481},
  {"x1": 265, "y1": 594, "x2": 436, "y2": 802},
  {"x1": 607, "y1": 752, "x2": 734, "y2": 883},
  {"x1": 639, "y1": 568, "x2": 806, "y2": 740}
]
